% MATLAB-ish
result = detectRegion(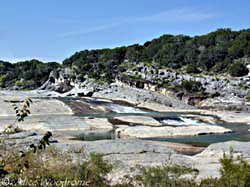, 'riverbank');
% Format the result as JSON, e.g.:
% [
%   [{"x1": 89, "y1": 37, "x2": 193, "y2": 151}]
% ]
[{"x1": 1, "y1": 89, "x2": 250, "y2": 183}]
